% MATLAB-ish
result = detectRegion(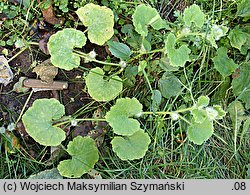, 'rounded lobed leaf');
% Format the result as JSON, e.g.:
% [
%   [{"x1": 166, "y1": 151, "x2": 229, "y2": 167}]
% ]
[
  {"x1": 111, "y1": 129, "x2": 151, "y2": 160},
  {"x1": 76, "y1": 3, "x2": 114, "y2": 45},
  {"x1": 164, "y1": 33, "x2": 191, "y2": 67},
  {"x1": 132, "y1": 4, "x2": 166, "y2": 37},
  {"x1": 196, "y1": 95, "x2": 210, "y2": 108},
  {"x1": 106, "y1": 98, "x2": 143, "y2": 136},
  {"x1": 57, "y1": 136, "x2": 99, "y2": 178},
  {"x1": 187, "y1": 118, "x2": 214, "y2": 145},
  {"x1": 183, "y1": 4, "x2": 205, "y2": 28},
  {"x1": 22, "y1": 99, "x2": 66, "y2": 146},
  {"x1": 85, "y1": 67, "x2": 123, "y2": 102},
  {"x1": 48, "y1": 28, "x2": 87, "y2": 70}
]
